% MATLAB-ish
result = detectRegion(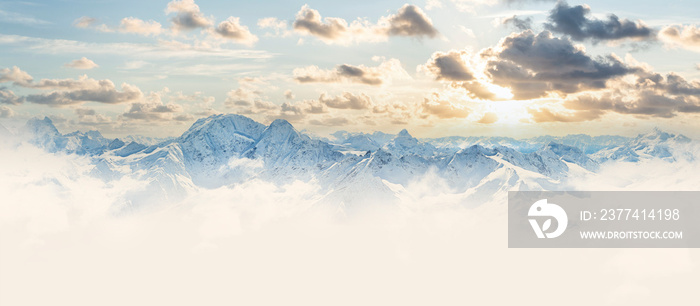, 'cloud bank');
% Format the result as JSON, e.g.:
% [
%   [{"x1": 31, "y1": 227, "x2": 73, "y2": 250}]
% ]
[{"x1": 0, "y1": 136, "x2": 698, "y2": 306}]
